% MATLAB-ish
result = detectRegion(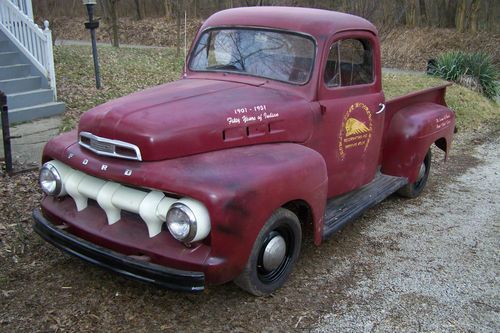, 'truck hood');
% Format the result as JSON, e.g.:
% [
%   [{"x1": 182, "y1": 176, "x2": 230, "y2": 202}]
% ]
[{"x1": 78, "y1": 78, "x2": 314, "y2": 161}]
